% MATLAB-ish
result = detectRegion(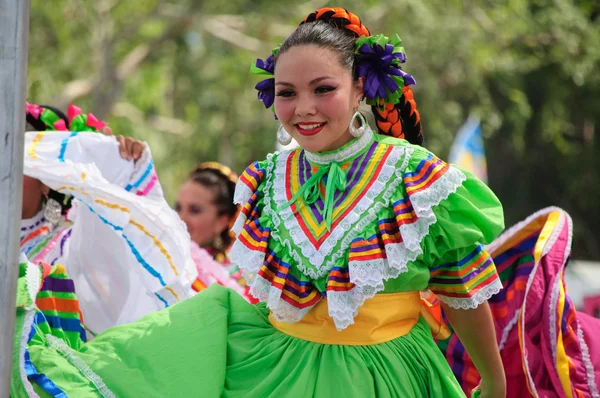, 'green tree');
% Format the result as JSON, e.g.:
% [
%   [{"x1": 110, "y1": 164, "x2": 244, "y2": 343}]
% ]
[{"x1": 27, "y1": 0, "x2": 600, "y2": 259}]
